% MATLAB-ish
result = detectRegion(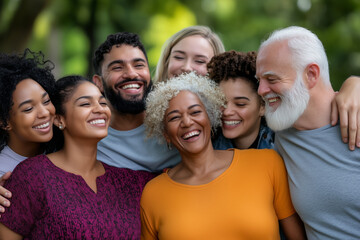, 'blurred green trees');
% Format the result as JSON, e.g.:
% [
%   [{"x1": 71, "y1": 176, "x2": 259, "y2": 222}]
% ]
[{"x1": 0, "y1": 0, "x2": 359, "y2": 89}]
